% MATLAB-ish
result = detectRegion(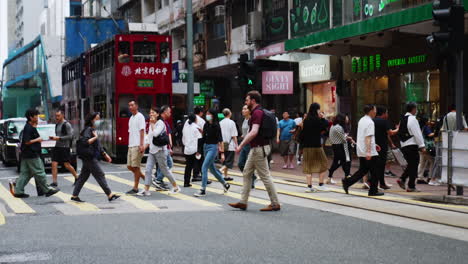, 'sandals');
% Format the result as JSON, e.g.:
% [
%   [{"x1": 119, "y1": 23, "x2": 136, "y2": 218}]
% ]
[{"x1": 108, "y1": 194, "x2": 121, "y2": 202}]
